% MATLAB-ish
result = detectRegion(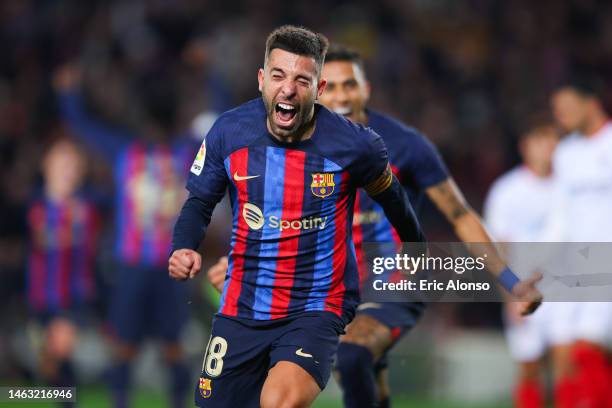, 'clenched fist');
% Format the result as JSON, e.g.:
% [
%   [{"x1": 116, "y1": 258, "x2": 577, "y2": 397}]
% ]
[{"x1": 169, "y1": 249, "x2": 202, "y2": 281}]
